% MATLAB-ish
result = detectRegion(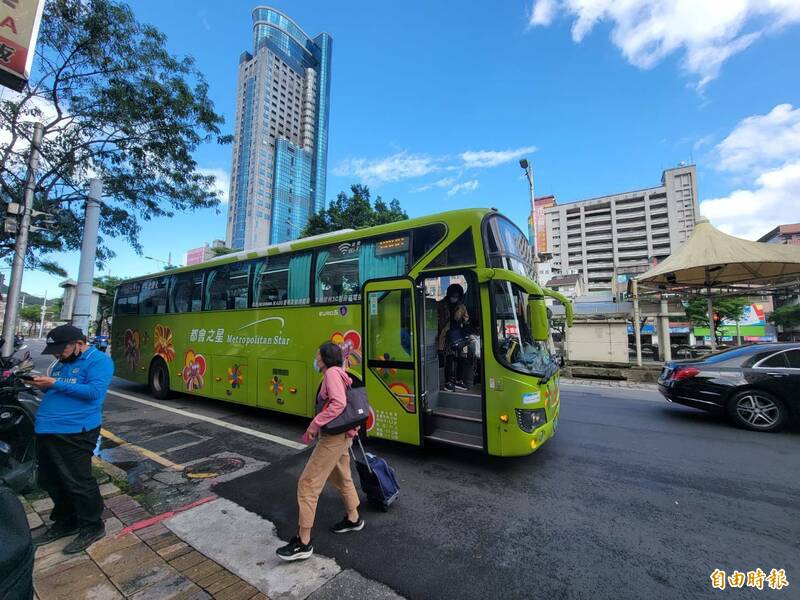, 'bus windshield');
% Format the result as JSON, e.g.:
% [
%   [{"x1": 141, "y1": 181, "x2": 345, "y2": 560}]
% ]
[
  {"x1": 491, "y1": 280, "x2": 551, "y2": 376},
  {"x1": 484, "y1": 215, "x2": 534, "y2": 280}
]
